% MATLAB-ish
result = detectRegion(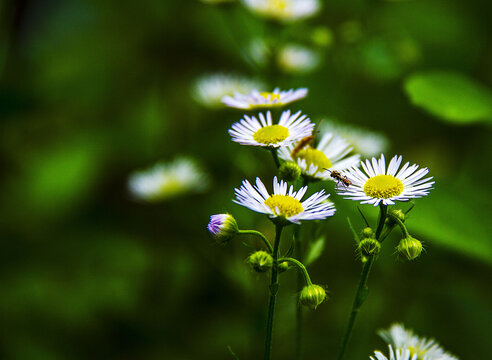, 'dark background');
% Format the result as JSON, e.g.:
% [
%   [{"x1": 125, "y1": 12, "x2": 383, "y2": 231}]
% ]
[{"x1": 0, "y1": 0, "x2": 491, "y2": 359}]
